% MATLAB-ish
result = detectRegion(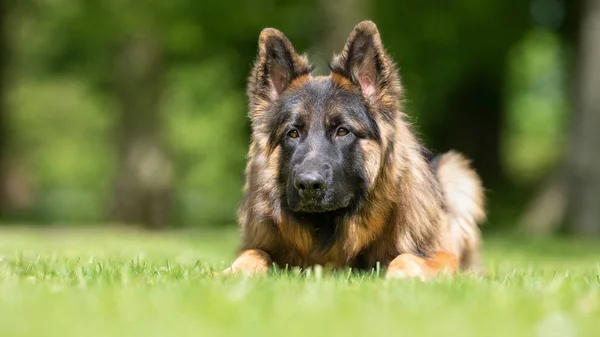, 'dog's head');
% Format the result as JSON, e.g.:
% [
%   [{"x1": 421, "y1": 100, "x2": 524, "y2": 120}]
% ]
[{"x1": 247, "y1": 21, "x2": 402, "y2": 216}]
